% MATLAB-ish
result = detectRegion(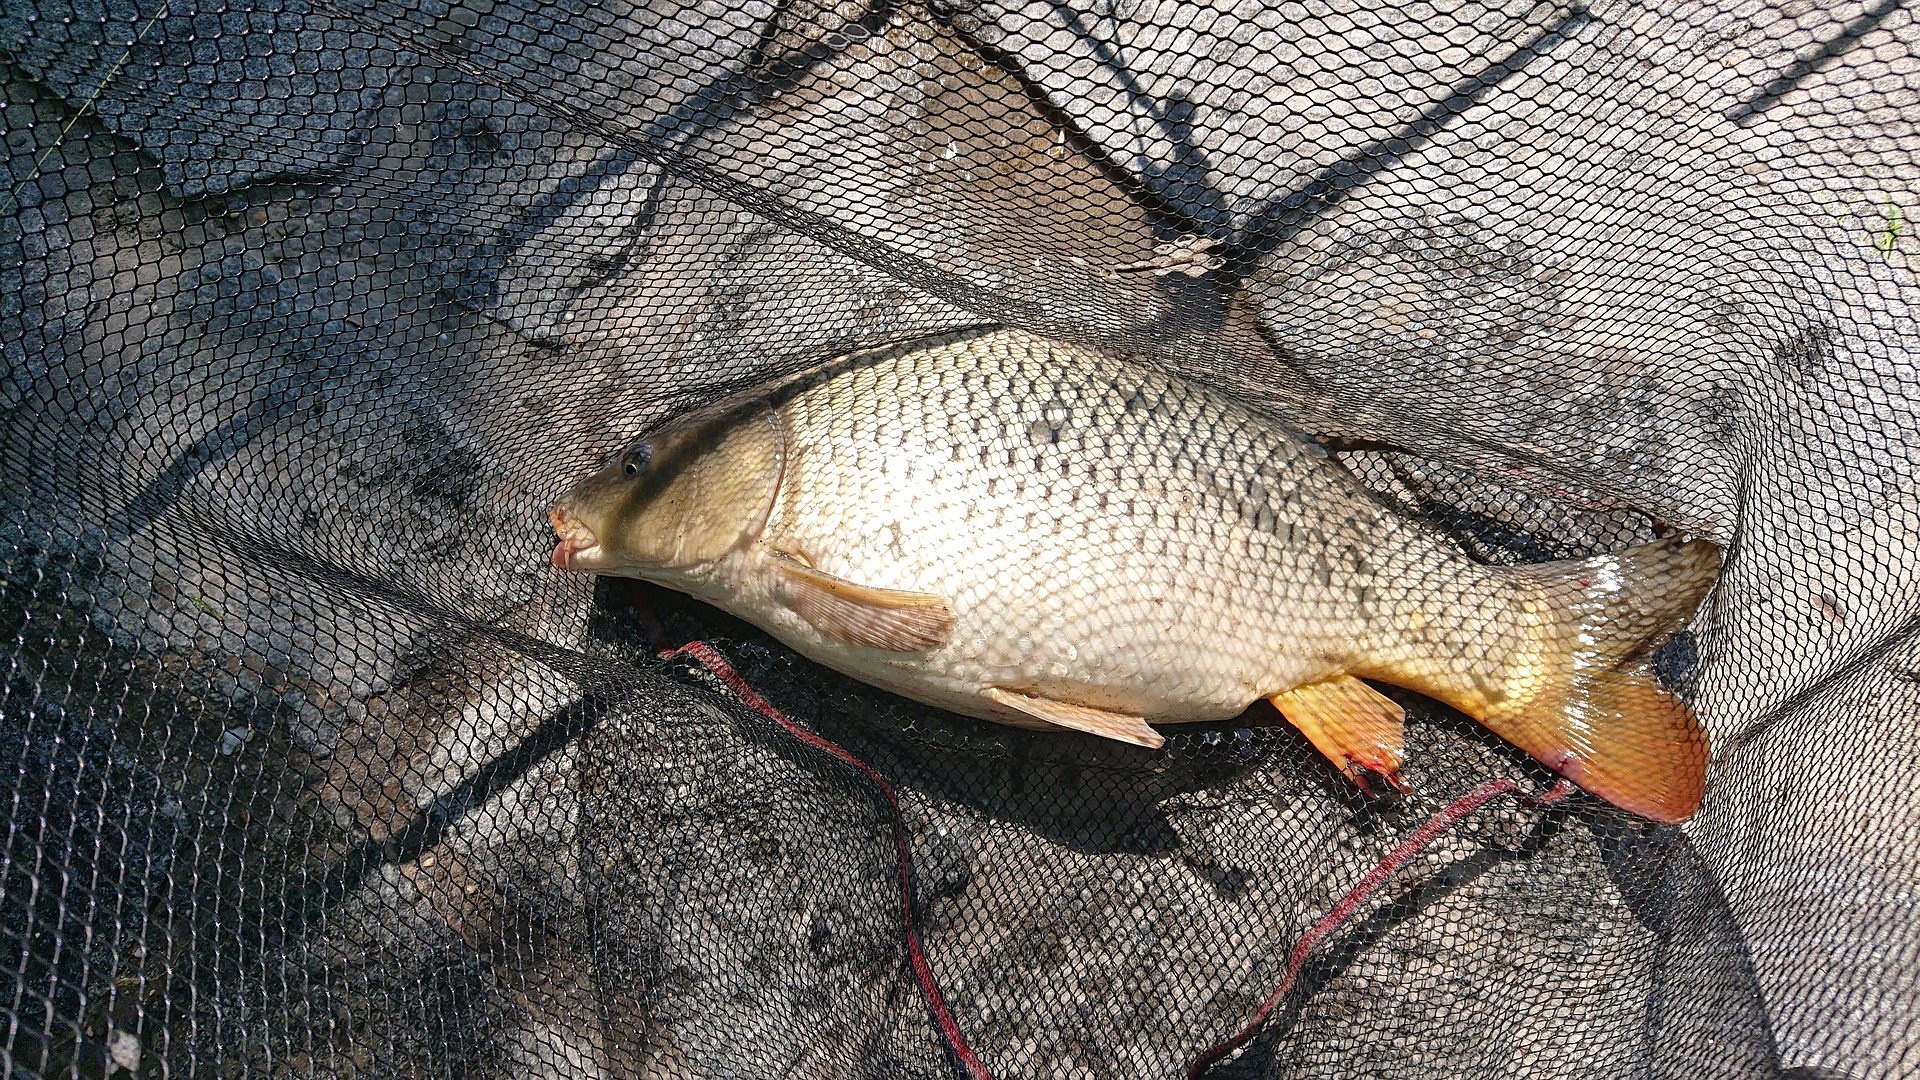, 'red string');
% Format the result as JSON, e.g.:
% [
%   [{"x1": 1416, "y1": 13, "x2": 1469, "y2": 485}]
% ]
[
  {"x1": 663, "y1": 641, "x2": 995, "y2": 1080},
  {"x1": 1184, "y1": 776, "x2": 1578, "y2": 1078},
  {"x1": 663, "y1": 635, "x2": 1575, "y2": 1080}
]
